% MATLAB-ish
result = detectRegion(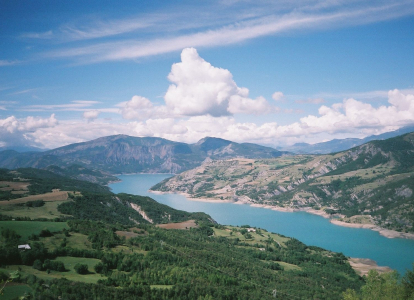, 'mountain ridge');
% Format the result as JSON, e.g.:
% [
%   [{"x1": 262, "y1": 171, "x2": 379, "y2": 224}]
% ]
[{"x1": 0, "y1": 135, "x2": 287, "y2": 175}]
